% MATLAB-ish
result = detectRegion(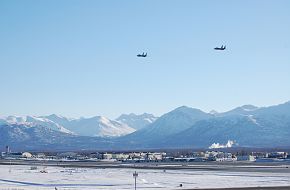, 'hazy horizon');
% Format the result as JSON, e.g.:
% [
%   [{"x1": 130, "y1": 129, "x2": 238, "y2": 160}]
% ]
[{"x1": 1, "y1": 0, "x2": 290, "y2": 118}]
